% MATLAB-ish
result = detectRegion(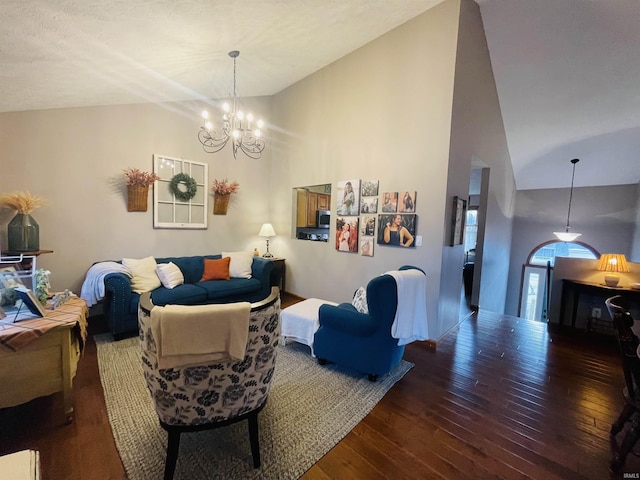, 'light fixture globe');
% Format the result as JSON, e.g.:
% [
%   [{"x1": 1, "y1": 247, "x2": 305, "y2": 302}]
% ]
[
  {"x1": 198, "y1": 50, "x2": 266, "y2": 159},
  {"x1": 553, "y1": 230, "x2": 582, "y2": 242},
  {"x1": 553, "y1": 158, "x2": 582, "y2": 242}
]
